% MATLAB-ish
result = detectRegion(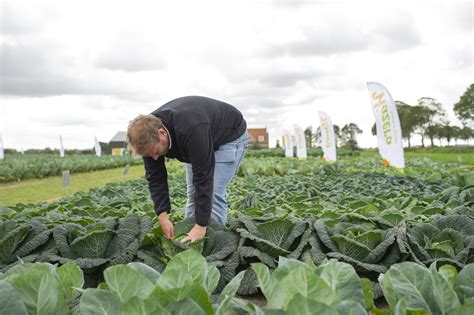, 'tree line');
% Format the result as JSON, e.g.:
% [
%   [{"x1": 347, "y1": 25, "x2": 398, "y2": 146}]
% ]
[
  {"x1": 303, "y1": 84, "x2": 473, "y2": 149},
  {"x1": 304, "y1": 123, "x2": 363, "y2": 151},
  {"x1": 2, "y1": 142, "x2": 115, "y2": 155}
]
